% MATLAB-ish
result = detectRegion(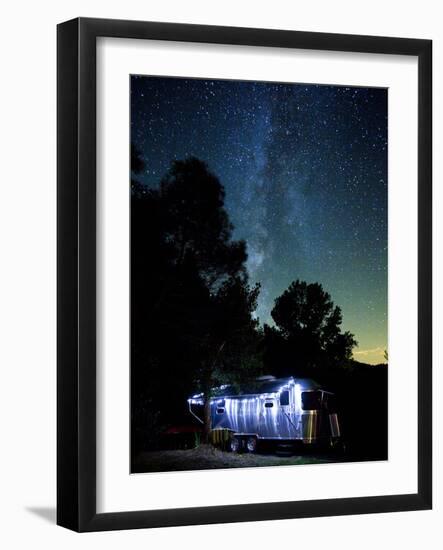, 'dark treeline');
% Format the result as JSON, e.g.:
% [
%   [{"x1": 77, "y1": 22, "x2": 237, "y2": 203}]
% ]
[{"x1": 131, "y1": 154, "x2": 387, "y2": 463}]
